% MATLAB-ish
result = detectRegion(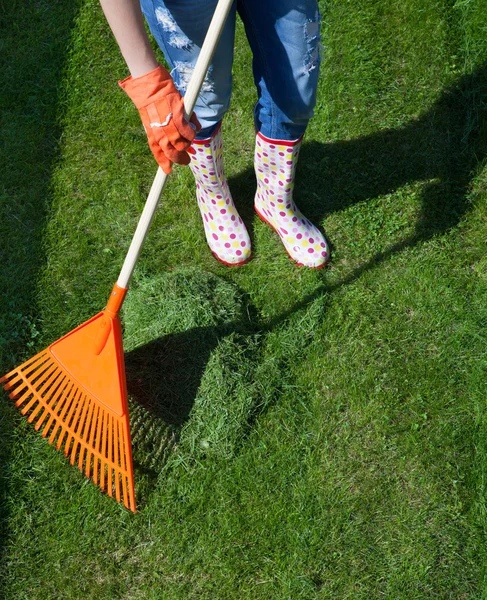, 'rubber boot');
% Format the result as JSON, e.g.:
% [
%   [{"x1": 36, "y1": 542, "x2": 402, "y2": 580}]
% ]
[
  {"x1": 254, "y1": 132, "x2": 329, "y2": 268},
  {"x1": 190, "y1": 126, "x2": 251, "y2": 266}
]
